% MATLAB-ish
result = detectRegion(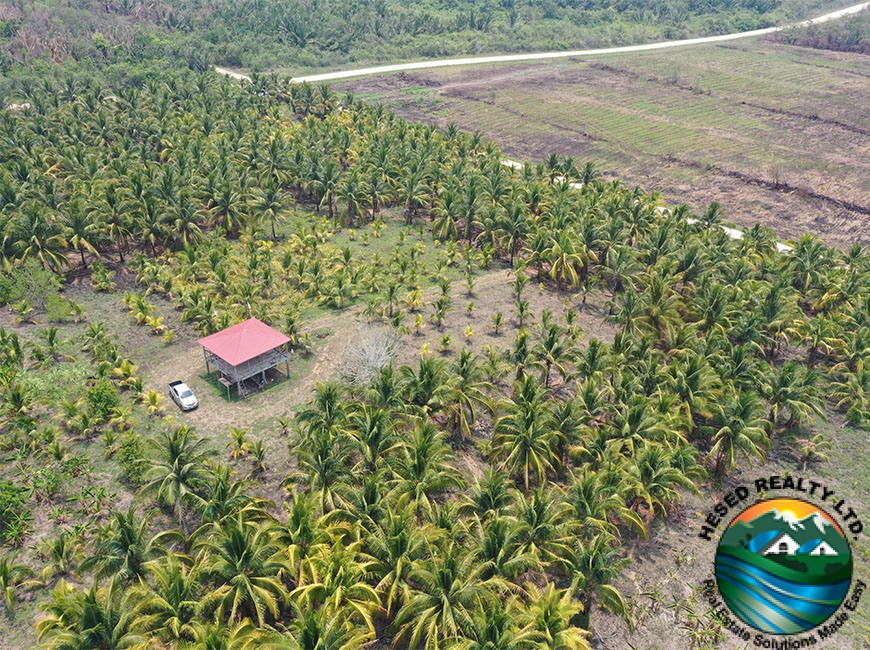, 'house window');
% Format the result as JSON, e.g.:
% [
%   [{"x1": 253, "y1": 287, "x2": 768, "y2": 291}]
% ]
[{"x1": 779, "y1": 541, "x2": 788, "y2": 553}]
